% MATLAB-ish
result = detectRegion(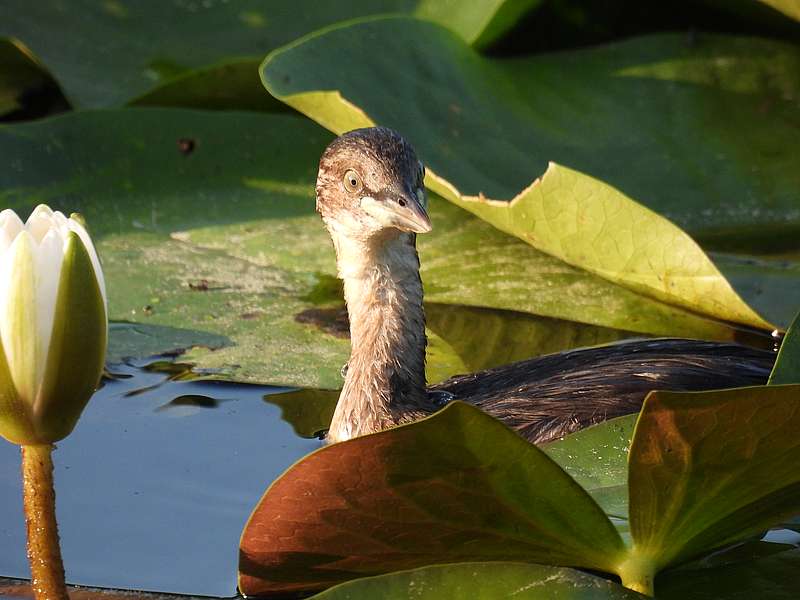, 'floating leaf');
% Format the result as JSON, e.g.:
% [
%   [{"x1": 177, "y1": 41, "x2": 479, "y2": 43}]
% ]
[
  {"x1": 543, "y1": 414, "x2": 635, "y2": 520},
  {"x1": 414, "y1": 0, "x2": 542, "y2": 48},
  {"x1": 129, "y1": 58, "x2": 286, "y2": 113},
  {"x1": 416, "y1": 199, "x2": 745, "y2": 339},
  {"x1": 626, "y1": 384, "x2": 800, "y2": 579},
  {"x1": 106, "y1": 322, "x2": 230, "y2": 365},
  {"x1": 310, "y1": 562, "x2": 644, "y2": 600},
  {"x1": 658, "y1": 547, "x2": 800, "y2": 600},
  {"x1": 261, "y1": 17, "x2": 800, "y2": 327},
  {"x1": 0, "y1": 1, "x2": 535, "y2": 108},
  {"x1": 238, "y1": 402, "x2": 625, "y2": 597},
  {"x1": 713, "y1": 253, "x2": 800, "y2": 331},
  {"x1": 769, "y1": 310, "x2": 800, "y2": 384}
]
